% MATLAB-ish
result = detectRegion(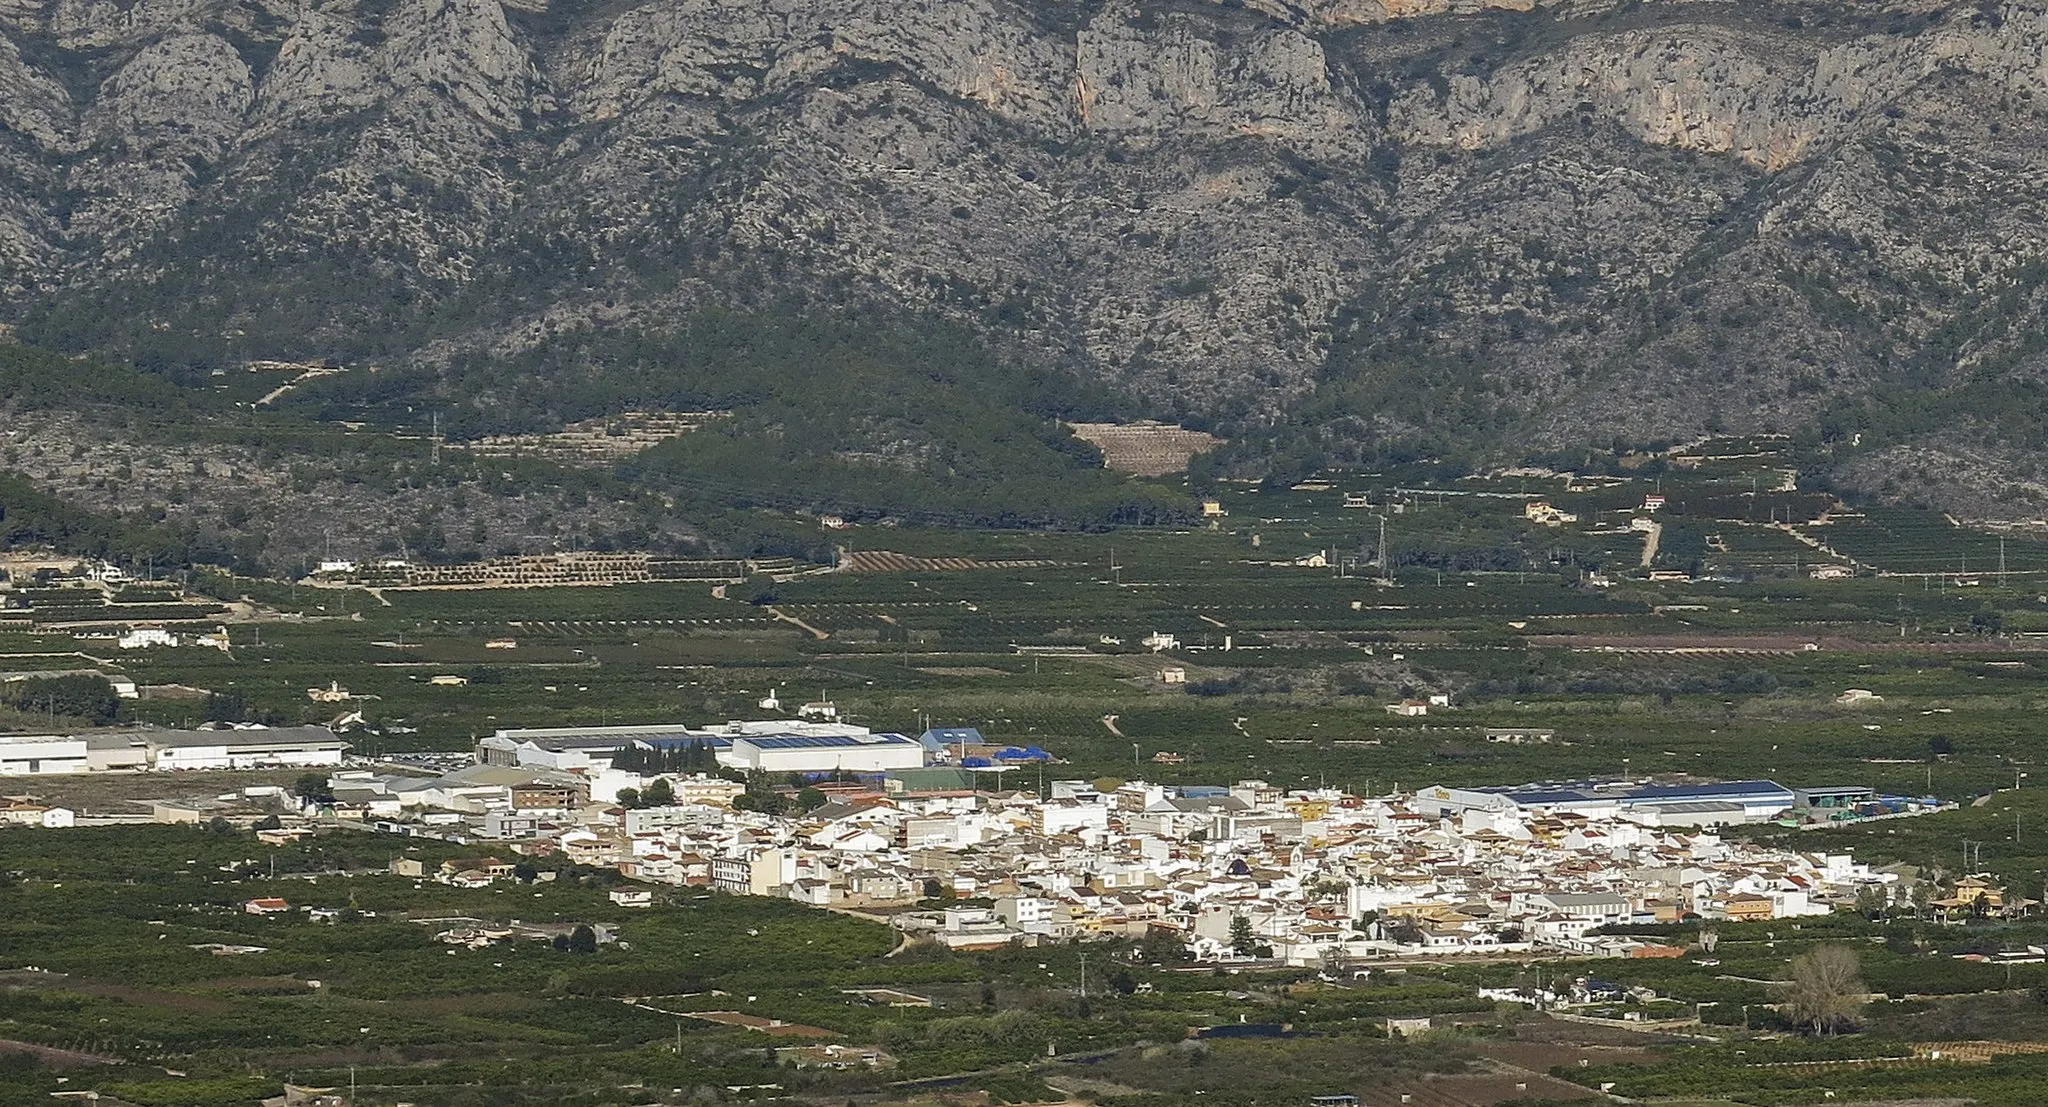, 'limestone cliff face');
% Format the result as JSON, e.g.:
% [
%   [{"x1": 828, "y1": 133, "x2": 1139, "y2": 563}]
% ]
[
  {"x1": 72, "y1": 33, "x2": 254, "y2": 256},
  {"x1": 6, "y1": 0, "x2": 2048, "y2": 463}
]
